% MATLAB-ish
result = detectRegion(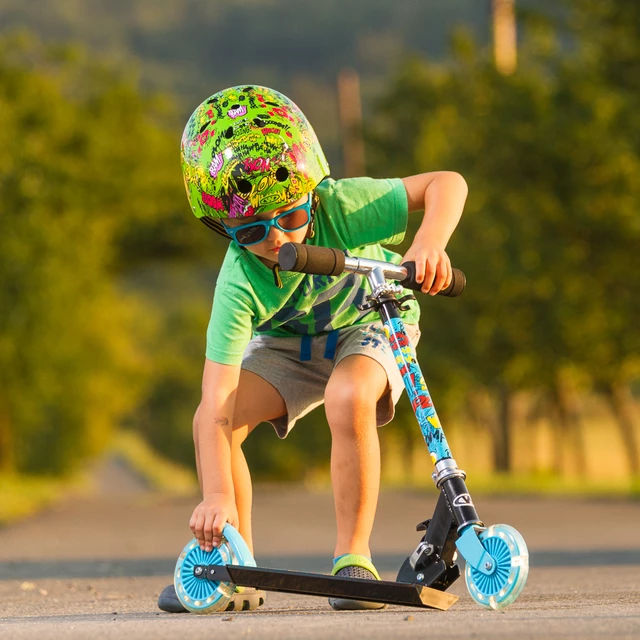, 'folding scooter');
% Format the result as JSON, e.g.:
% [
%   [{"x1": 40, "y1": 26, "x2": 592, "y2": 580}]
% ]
[{"x1": 172, "y1": 243, "x2": 529, "y2": 613}]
